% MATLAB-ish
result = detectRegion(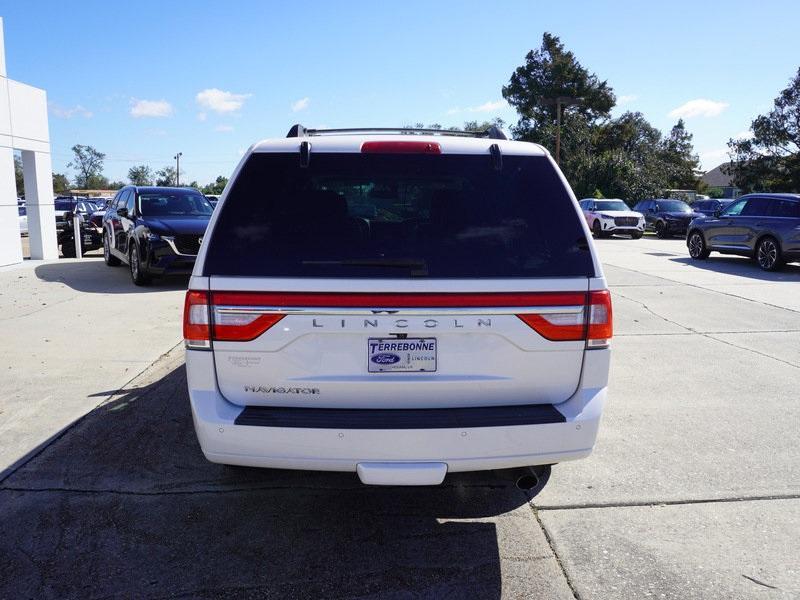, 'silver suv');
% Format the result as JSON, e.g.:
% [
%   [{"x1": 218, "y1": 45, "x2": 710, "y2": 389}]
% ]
[{"x1": 183, "y1": 126, "x2": 612, "y2": 486}]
